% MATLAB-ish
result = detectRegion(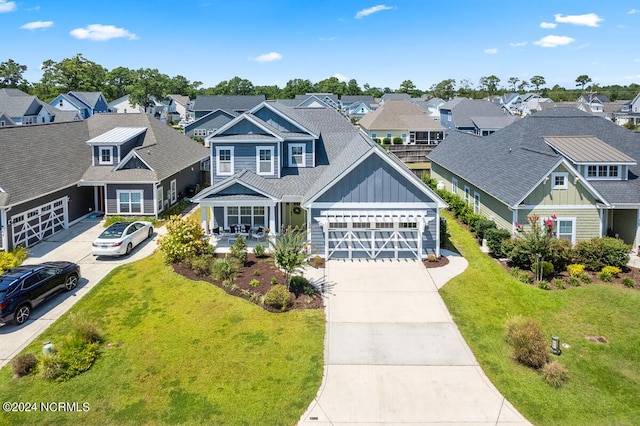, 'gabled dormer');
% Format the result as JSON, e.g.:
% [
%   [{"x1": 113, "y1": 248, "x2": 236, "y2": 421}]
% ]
[
  {"x1": 544, "y1": 135, "x2": 637, "y2": 181},
  {"x1": 86, "y1": 127, "x2": 147, "y2": 167}
]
